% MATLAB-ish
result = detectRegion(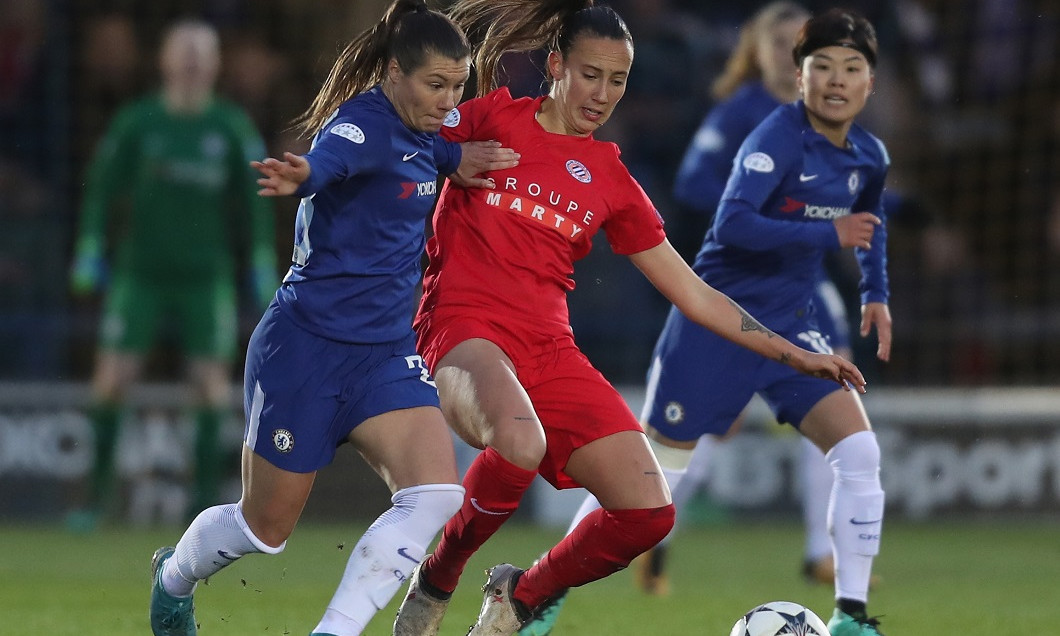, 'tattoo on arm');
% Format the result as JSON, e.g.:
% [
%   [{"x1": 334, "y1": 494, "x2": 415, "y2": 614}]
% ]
[{"x1": 727, "y1": 298, "x2": 776, "y2": 338}]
